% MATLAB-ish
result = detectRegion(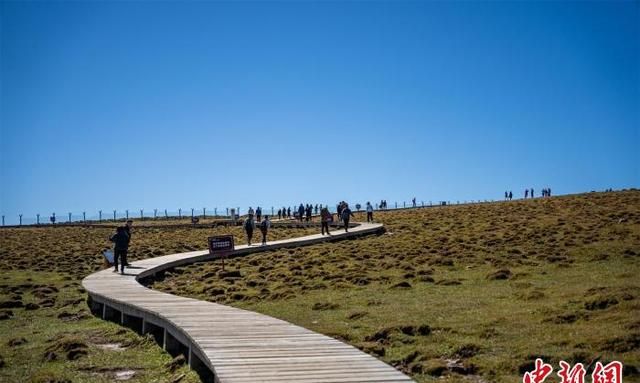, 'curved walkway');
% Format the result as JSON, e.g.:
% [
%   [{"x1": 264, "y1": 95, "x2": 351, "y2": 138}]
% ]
[{"x1": 82, "y1": 222, "x2": 415, "y2": 383}]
